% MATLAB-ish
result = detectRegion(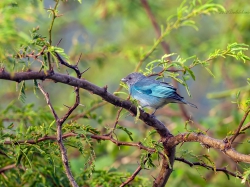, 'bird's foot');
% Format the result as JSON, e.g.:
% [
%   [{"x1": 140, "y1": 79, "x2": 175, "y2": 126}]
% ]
[
  {"x1": 149, "y1": 114, "x2": 156, "y2": 118},
  {"x1": 150, "y1": 109, "x2": 158, "y2": 118},
  {"x1": 150, "y1": 112, "x2": 157, "y2": 118}
]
